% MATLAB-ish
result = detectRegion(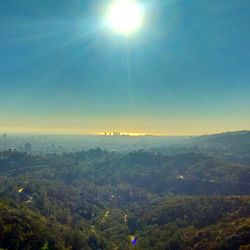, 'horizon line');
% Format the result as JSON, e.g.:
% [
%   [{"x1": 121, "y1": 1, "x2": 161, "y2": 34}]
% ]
[{"x1": 0, "y1": 129, "x2": 249, "y2": 138}]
